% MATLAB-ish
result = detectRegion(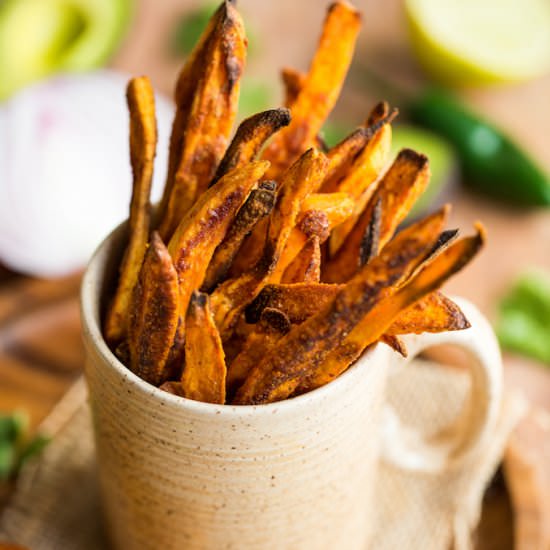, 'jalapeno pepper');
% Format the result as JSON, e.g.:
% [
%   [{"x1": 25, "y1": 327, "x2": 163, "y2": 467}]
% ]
[{"x1": 408, "y1": 88, "x2": 550, "y2": 206}]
